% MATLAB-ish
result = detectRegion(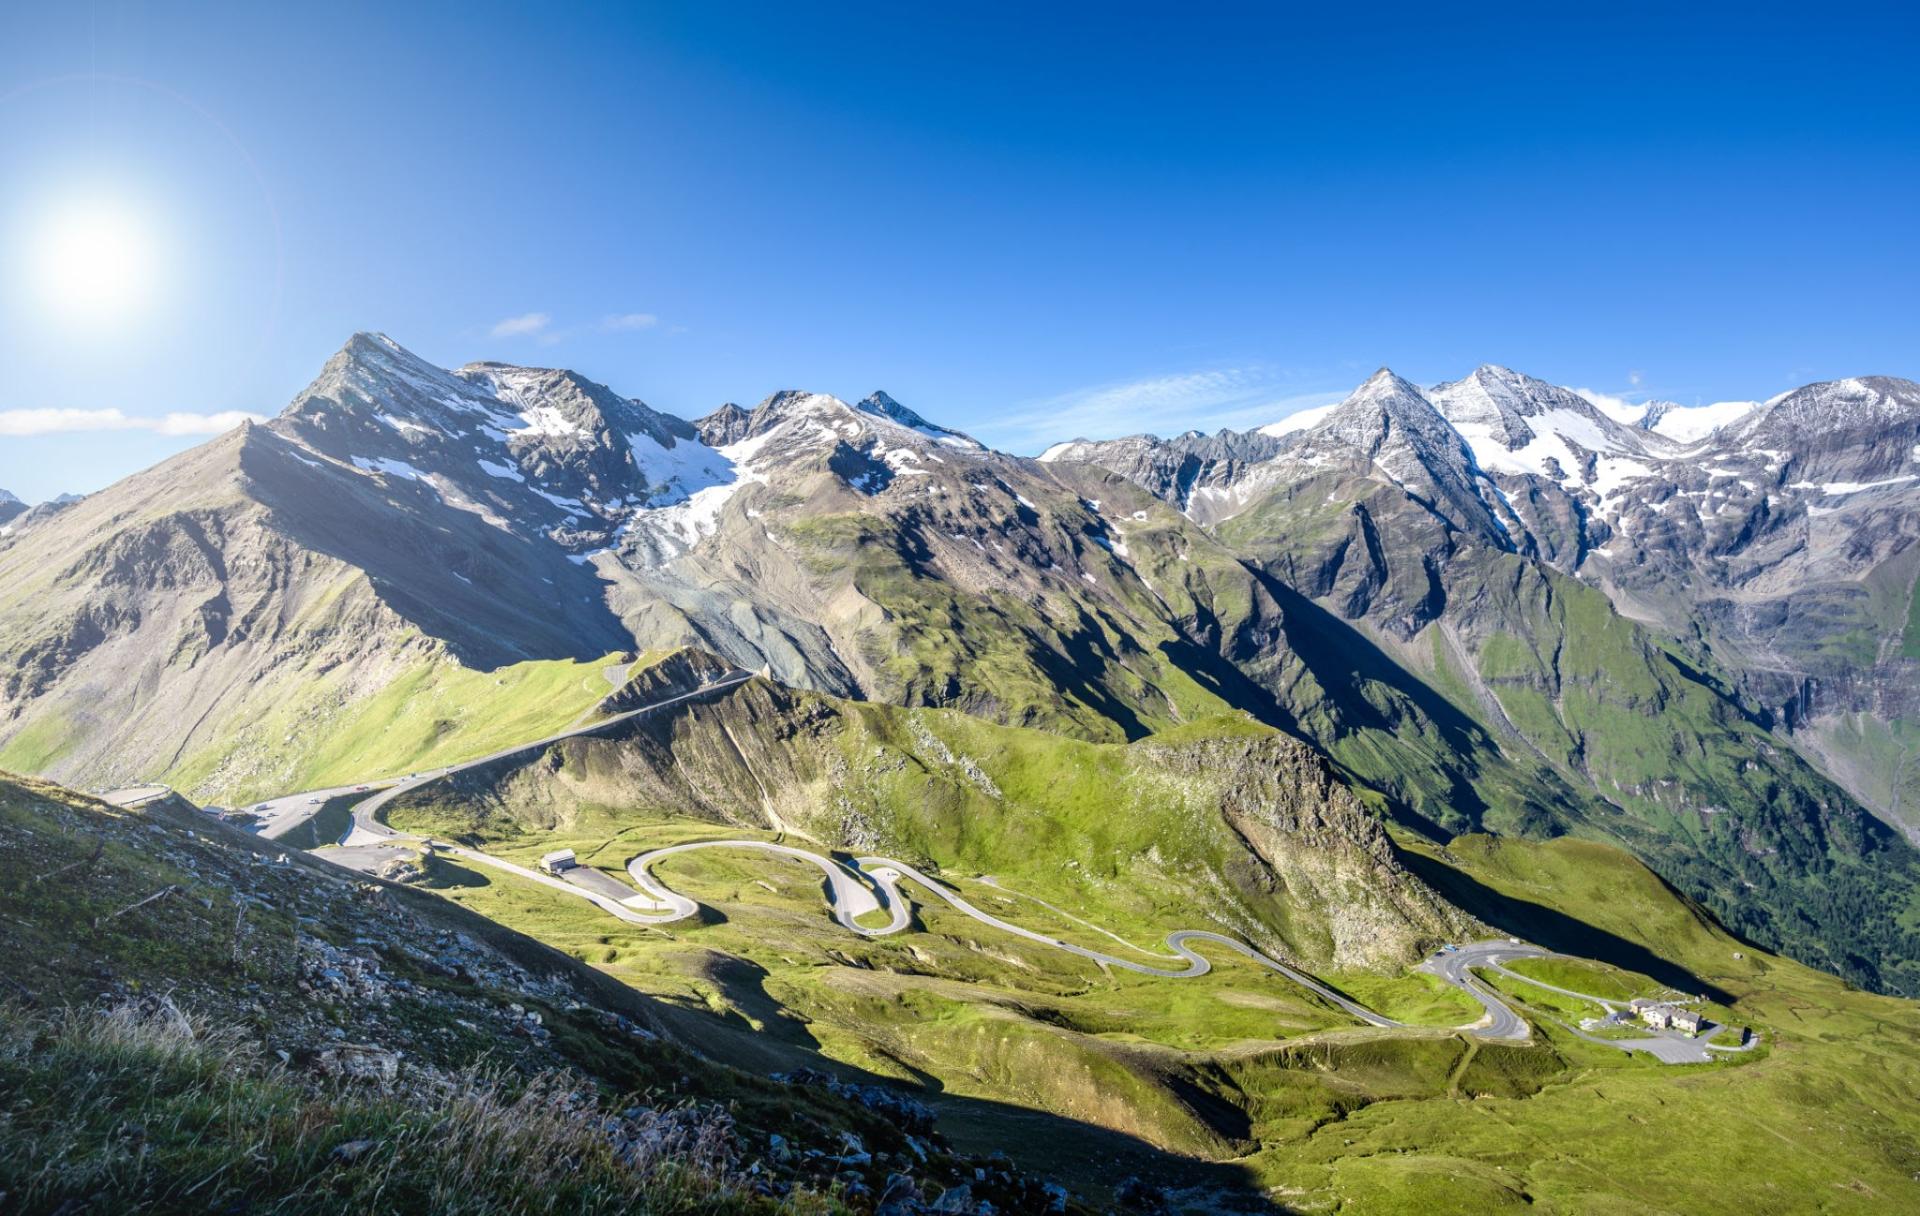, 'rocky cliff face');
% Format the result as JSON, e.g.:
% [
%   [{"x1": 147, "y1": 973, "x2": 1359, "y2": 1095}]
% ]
[
  {"x1": 1129, "y1": 731, "x2": 1475, "y2": 968},
  {"x1": 1038, "y1": 428, "x2": 1291, "y2": 520}
]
